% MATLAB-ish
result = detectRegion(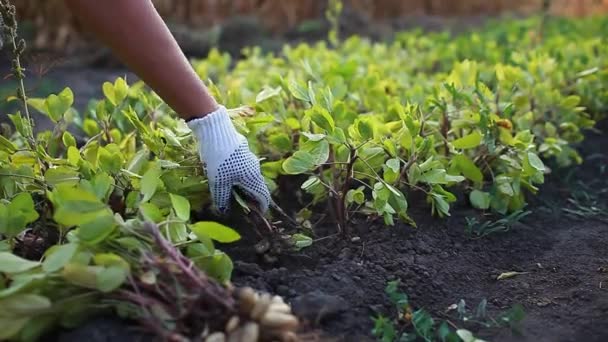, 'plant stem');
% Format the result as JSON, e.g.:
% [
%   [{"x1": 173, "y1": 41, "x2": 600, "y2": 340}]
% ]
[
  {"x1": 398, "y1": 154, "x2": 417, "y2": 184},
  {"x1": 338, "y1": 145, "x2": 357, "y2": 234}
]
